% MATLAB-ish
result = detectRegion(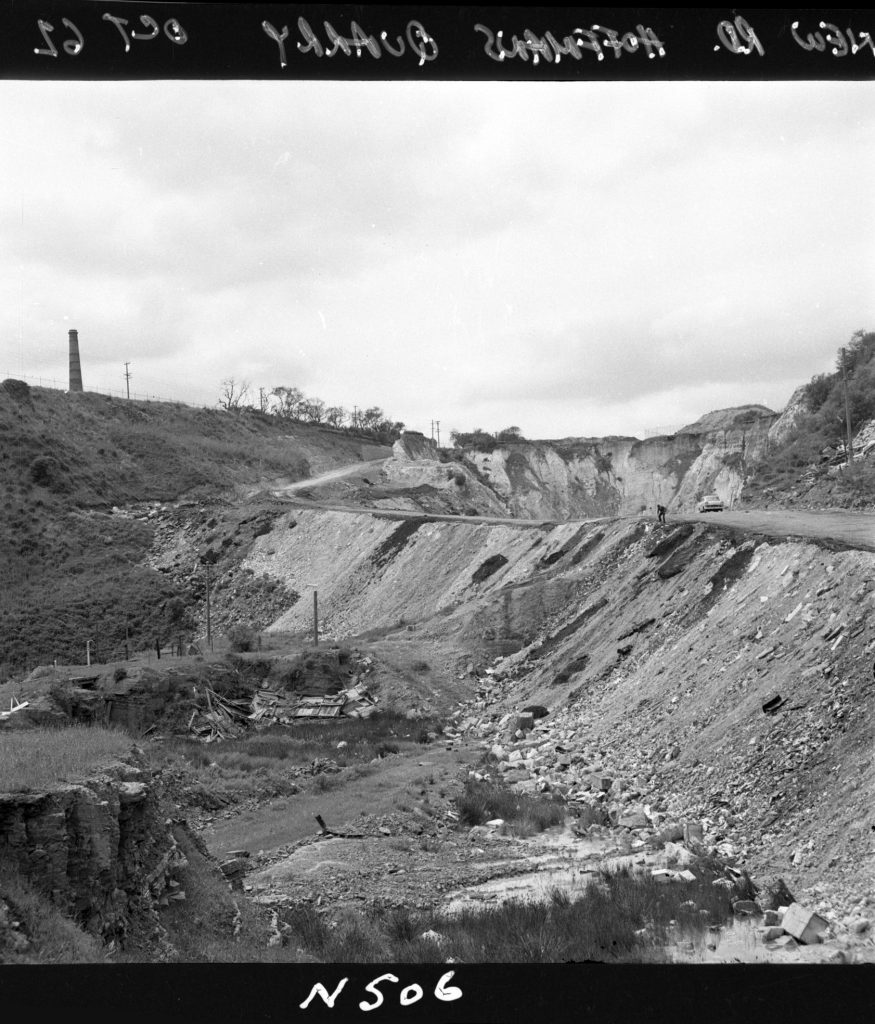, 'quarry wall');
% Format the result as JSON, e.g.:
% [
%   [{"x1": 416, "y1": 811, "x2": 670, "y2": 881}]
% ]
[
  {"x1": 0, "y1": 752, "x2": 186, "y2": 948},
  {"x1": 466, "y1": 407, "x2": 777, "y2": 519}
]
